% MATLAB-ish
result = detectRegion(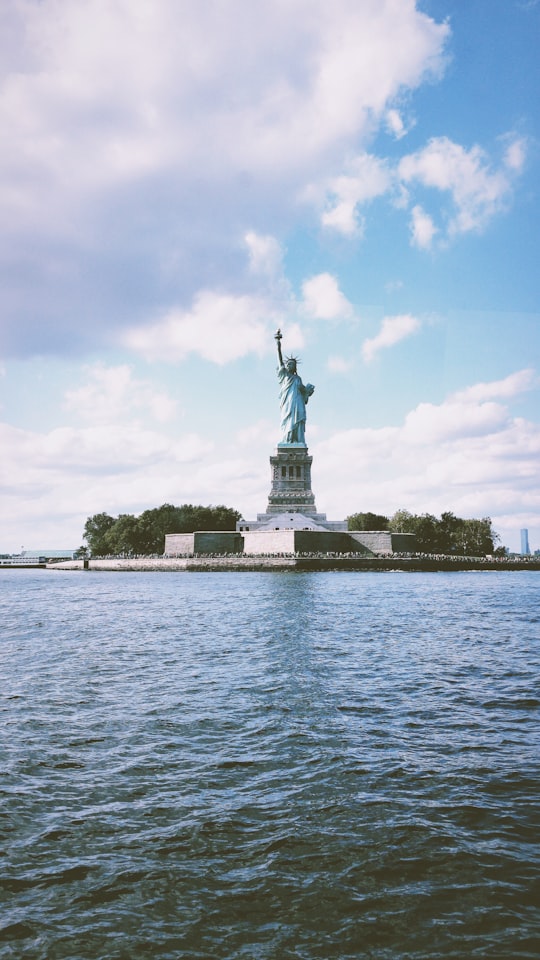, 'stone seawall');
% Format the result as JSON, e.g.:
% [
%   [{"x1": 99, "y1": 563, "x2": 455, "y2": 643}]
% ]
[
  {"x1": 165, "y1": 529, "x2": 417, "y2": 556},
  {"x1": 47, "y1": 557, "x2": 540, "y2": 572},
  {"x1": 48, "y1": 557, "x2": 297, "y2": 571}
]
